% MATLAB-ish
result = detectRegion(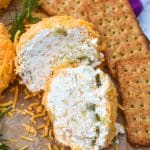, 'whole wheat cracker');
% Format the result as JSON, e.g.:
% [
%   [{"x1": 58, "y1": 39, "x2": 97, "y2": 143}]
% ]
[
  {"x1": 117, "y1": 58, "x2": 150, "y2": 146},
  {"x1": 38, "y1": 0, "x2": 150, "y2": 78}
]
